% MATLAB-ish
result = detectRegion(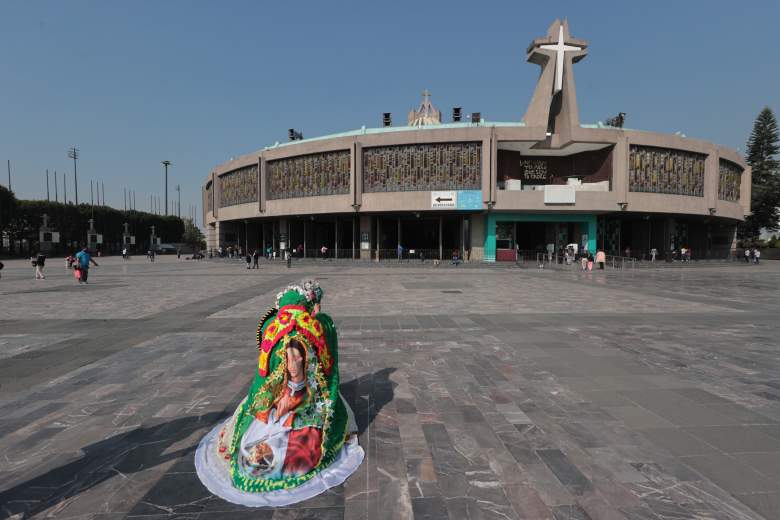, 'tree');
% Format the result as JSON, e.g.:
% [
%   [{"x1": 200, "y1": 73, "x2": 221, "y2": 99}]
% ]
[
  {"x1": 0, "y1": 185, "x2": 18, "y2": 233},
  {"x1": 742, "y1": 106, "x2": 780, "y2": 239},
  {"x1": 180, "y1": 218, "x2": 206, "y2": 251},
  {"x1": 0, "y1": 186, "x2": 19, "y2": 254}
]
